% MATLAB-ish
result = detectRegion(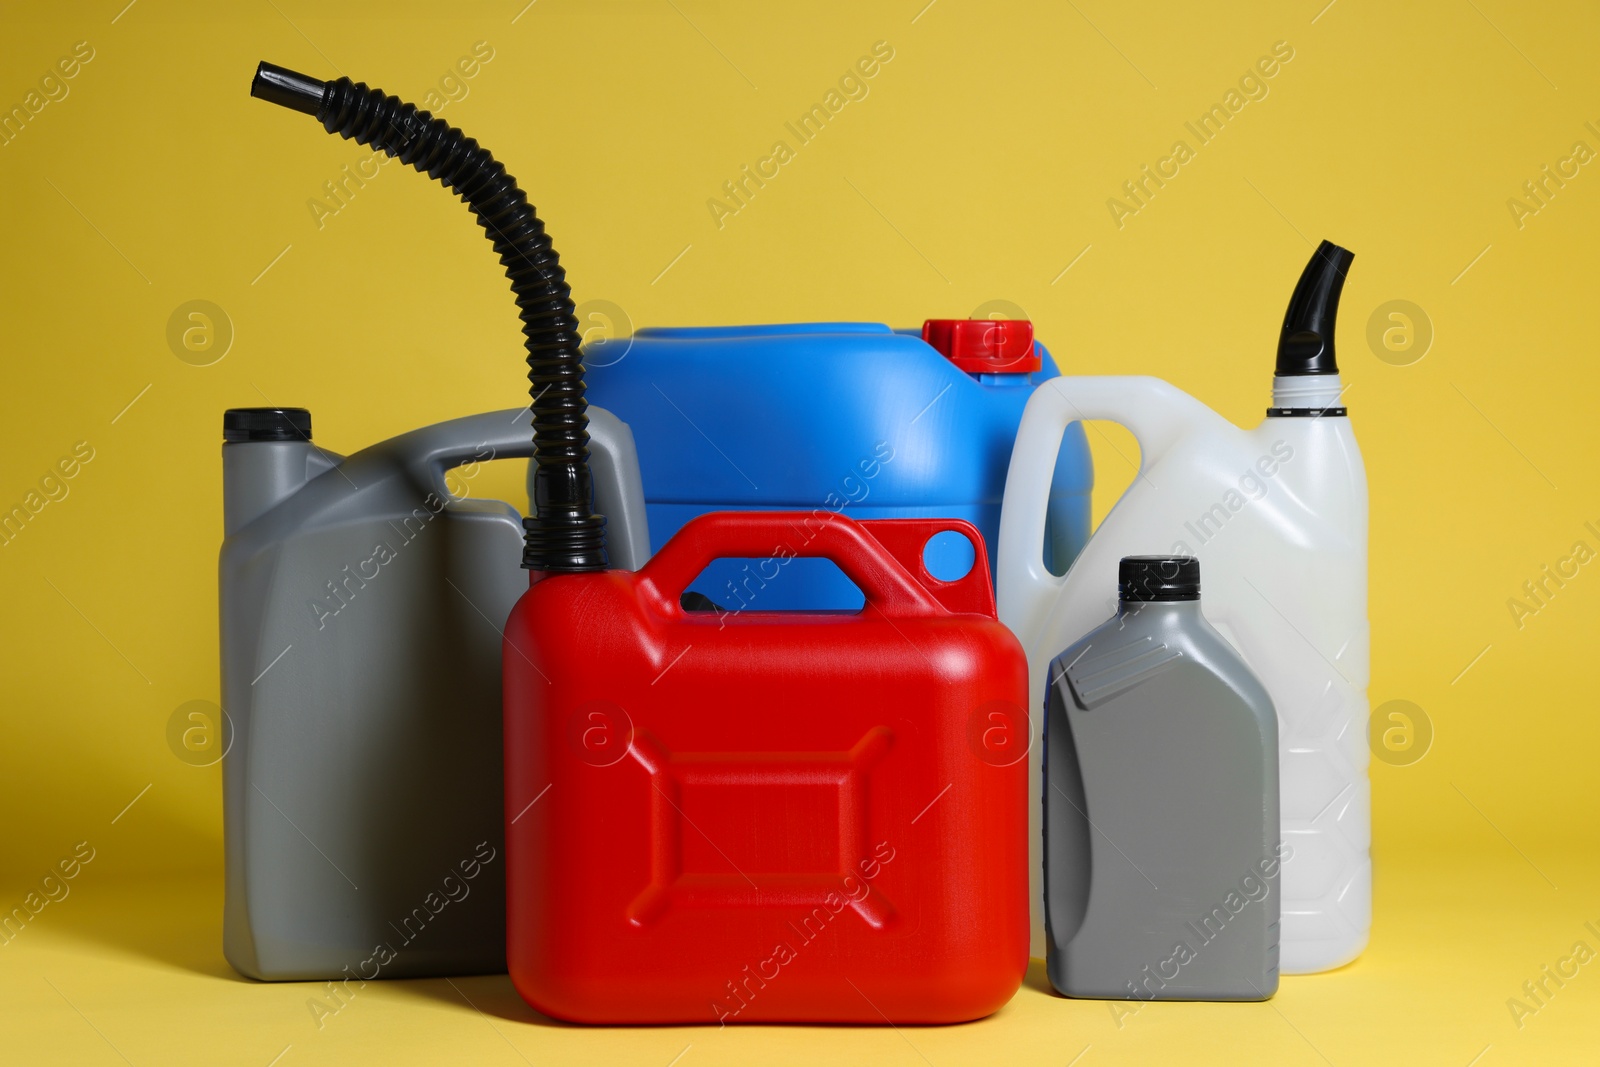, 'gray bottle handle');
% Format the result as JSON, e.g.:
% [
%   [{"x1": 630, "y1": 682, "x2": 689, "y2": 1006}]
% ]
[{"x1": 399, "y1": 406, "x2": 651, "y2": 571}]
